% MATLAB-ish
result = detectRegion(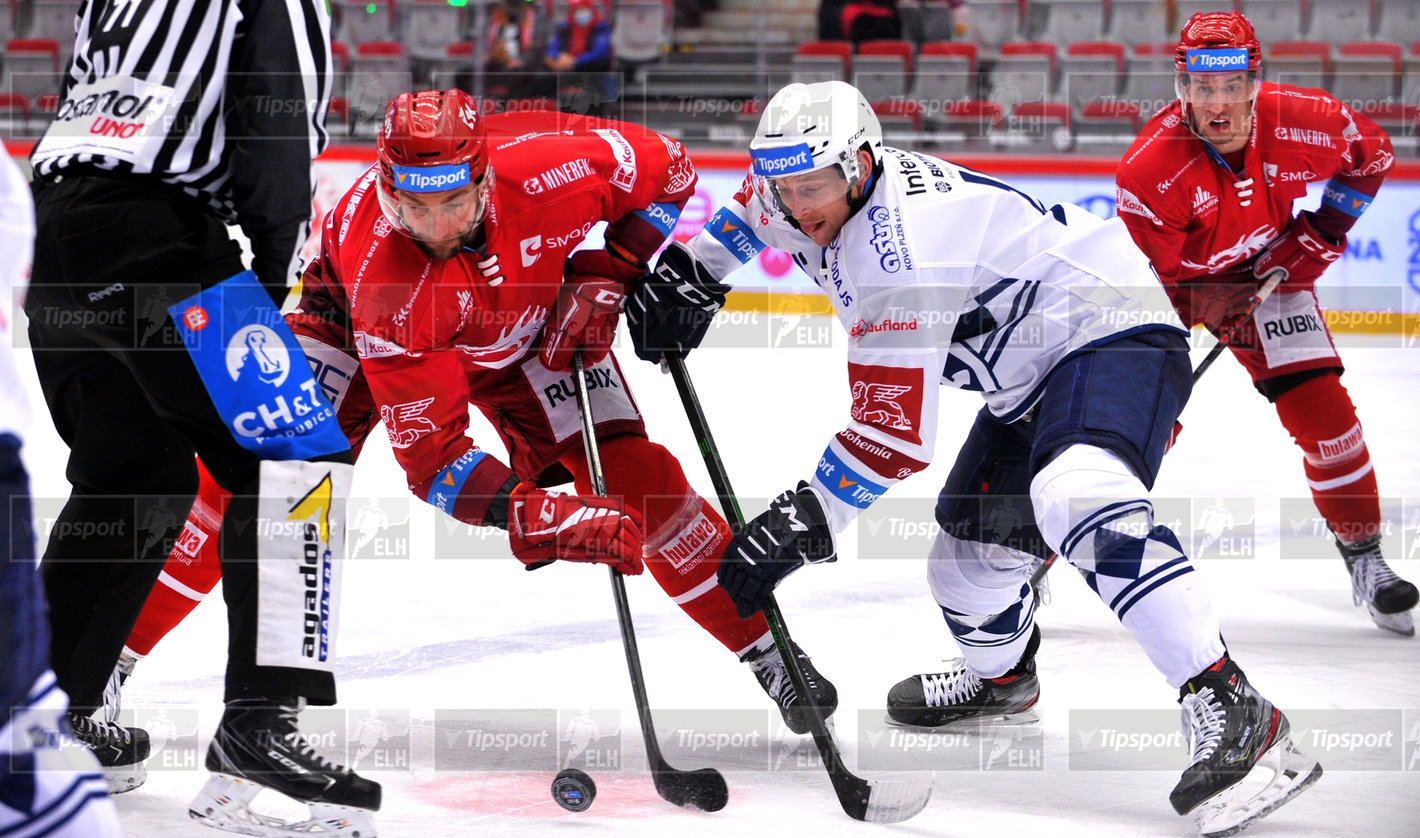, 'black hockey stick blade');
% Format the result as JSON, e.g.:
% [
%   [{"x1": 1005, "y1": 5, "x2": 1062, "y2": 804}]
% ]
[
  {"x1": 573, "y1": 354, "x2": 729, "y2": 813},
  {"x1": 665, "y1": 356, "x2": 932, "y2": 822}
]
